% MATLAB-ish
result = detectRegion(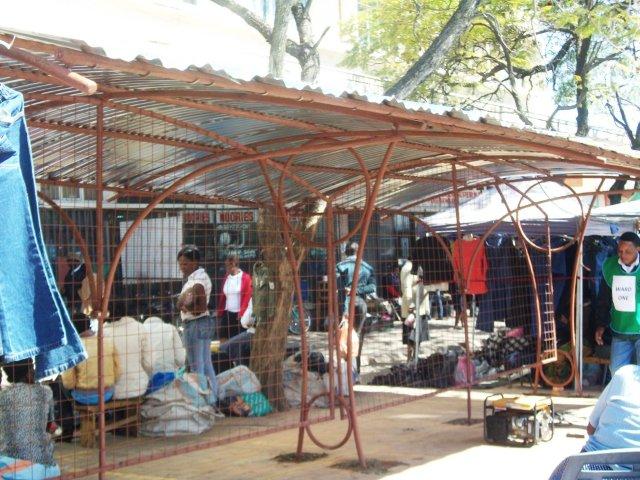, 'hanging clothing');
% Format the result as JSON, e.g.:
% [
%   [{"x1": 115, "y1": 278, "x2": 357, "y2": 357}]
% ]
[
  {"x1": 529, "y1": 236, "x2": 574, "y2": 344},
  {"x1": 411, "y1": 236, "x2": 454, "y2": 284},
  {"x1": 452, "y1": 238, "x2": 488, "y2": 295},
  {"x1": 504, "y1": 240, "x2": 535, "y2": 336},
  {"x1": 476, "y1": 235, "x2": 512, "y2": 332},
  {"x1": 0, "y1": 83, "x2": 86, "y2": 379},
  {"x1": 399, "y1": 260, "x2": 429, "y2": 318},
  {"x1": 252, "y1": 261, "x2": 276, "y2": 321},
  {"x1": 400, "y1": 260, "x2": 431, "y2": 346}
]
